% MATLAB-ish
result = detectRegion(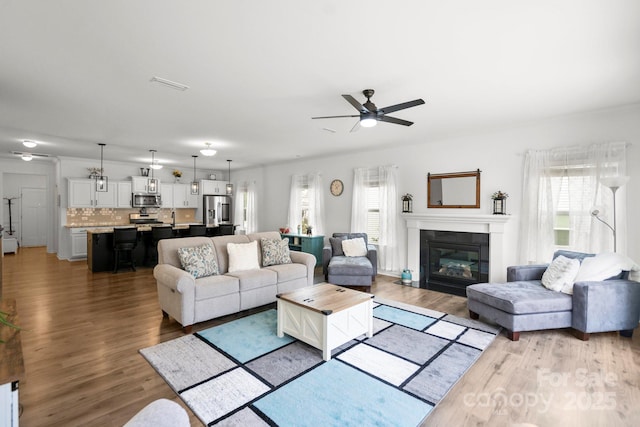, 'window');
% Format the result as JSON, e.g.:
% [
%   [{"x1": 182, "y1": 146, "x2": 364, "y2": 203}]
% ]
[
  {"x1": 366, "y1": 181, "x2": 380, "y2": 243},
  {"x1": 287, "y1": 173, "x2": 325, "y2": 236},
  {"x1": 519, "y1": 142, "x2": 627, "y2": 263}
]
